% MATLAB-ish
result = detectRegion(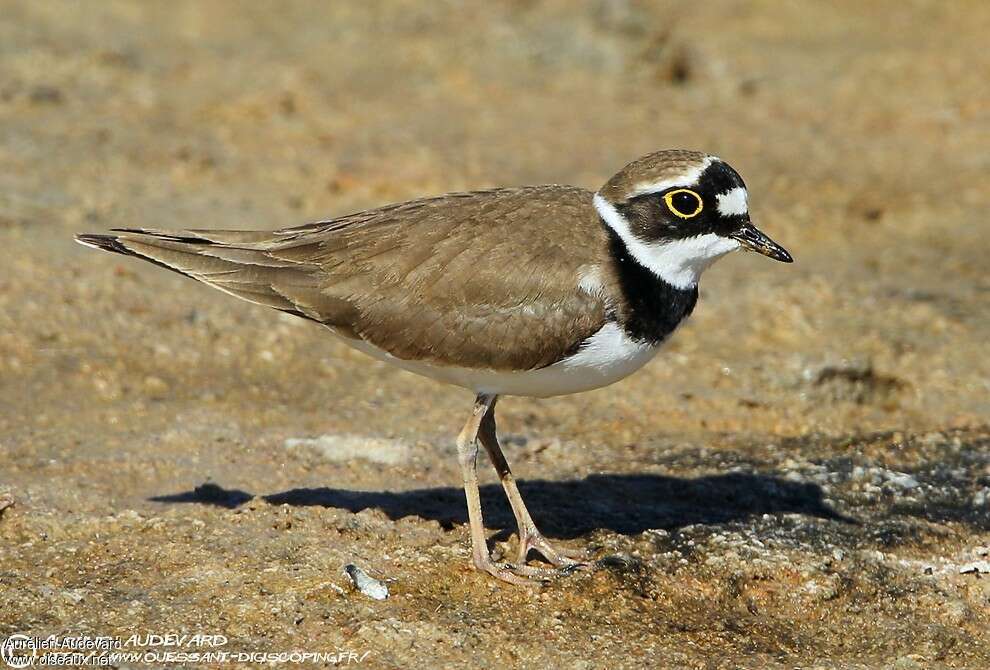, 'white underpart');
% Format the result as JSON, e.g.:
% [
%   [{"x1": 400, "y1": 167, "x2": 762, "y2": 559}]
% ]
[
  {"x1": 628, "y1": 155, "x2": 717, "y2": 198},
  {"x1": 593, "y1": 194, "x2": 740, "y2": 289},
  {"x1": 716, "y1": 187, "x2": 749, "y2": 216},
  {"x1": 330, "y1": 322, "x2": 662, "y2": 398}
]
